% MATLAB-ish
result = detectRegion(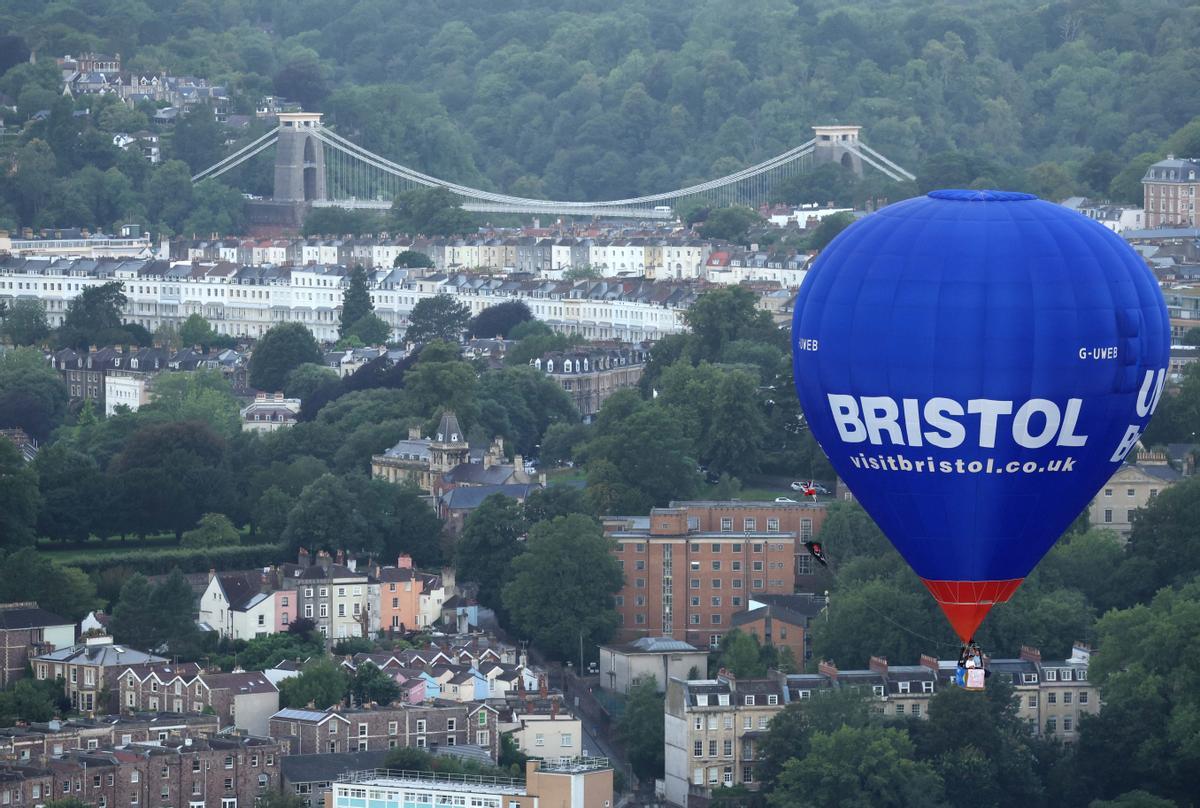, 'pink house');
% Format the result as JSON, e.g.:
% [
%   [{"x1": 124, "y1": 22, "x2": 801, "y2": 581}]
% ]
[{"x1": 275, "y1": 589, "x2": 294, "y2": 632}]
